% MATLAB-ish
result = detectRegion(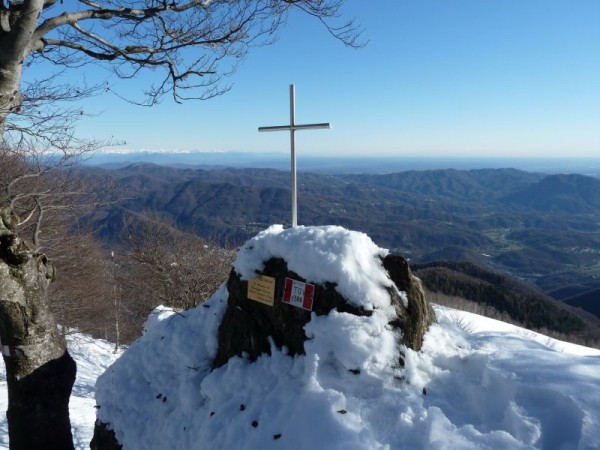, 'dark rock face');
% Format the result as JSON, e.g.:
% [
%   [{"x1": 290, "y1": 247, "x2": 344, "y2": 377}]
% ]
[
  {"x1": 214, "y1": 254, "x2": 435, "y2": 369},
  {"x1": 382, "y1": 254, "x2": 436, "y2": 351},
  {"x1": 213, "y1": 257, "x2": 374, "y2": 369},
  {"x1": 90, "y1": 421, "x2": 123, "y2": 450}
]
